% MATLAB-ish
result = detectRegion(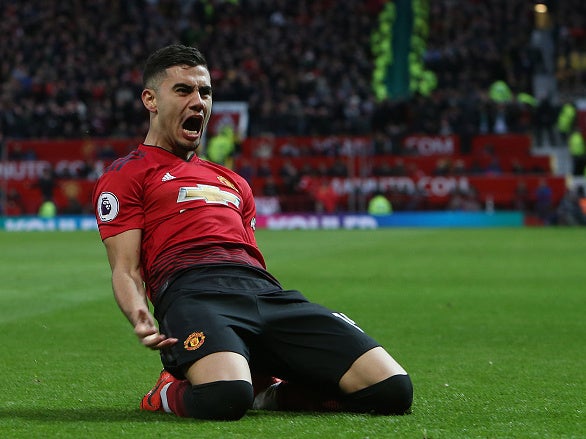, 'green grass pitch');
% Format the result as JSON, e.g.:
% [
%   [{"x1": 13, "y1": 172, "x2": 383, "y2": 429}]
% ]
[{"x1": 0, "y1": 228, "x2": 584, "y2": 438}]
